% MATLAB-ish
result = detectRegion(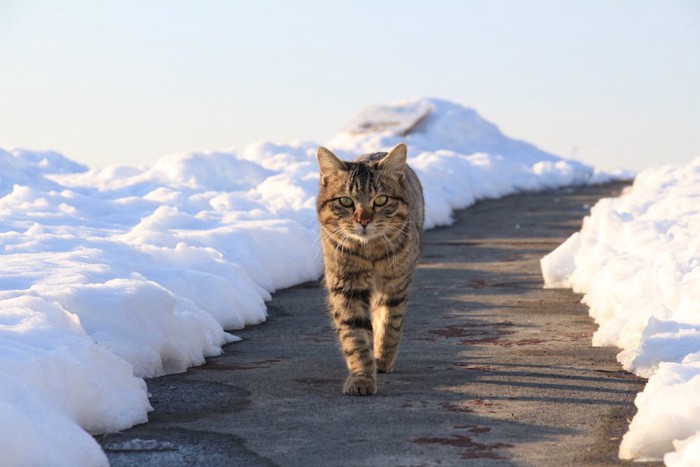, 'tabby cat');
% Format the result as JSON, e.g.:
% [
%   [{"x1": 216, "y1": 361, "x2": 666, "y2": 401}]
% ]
[{"x1": 316, "y1": 143, "x2": 424, "y2": 396}]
